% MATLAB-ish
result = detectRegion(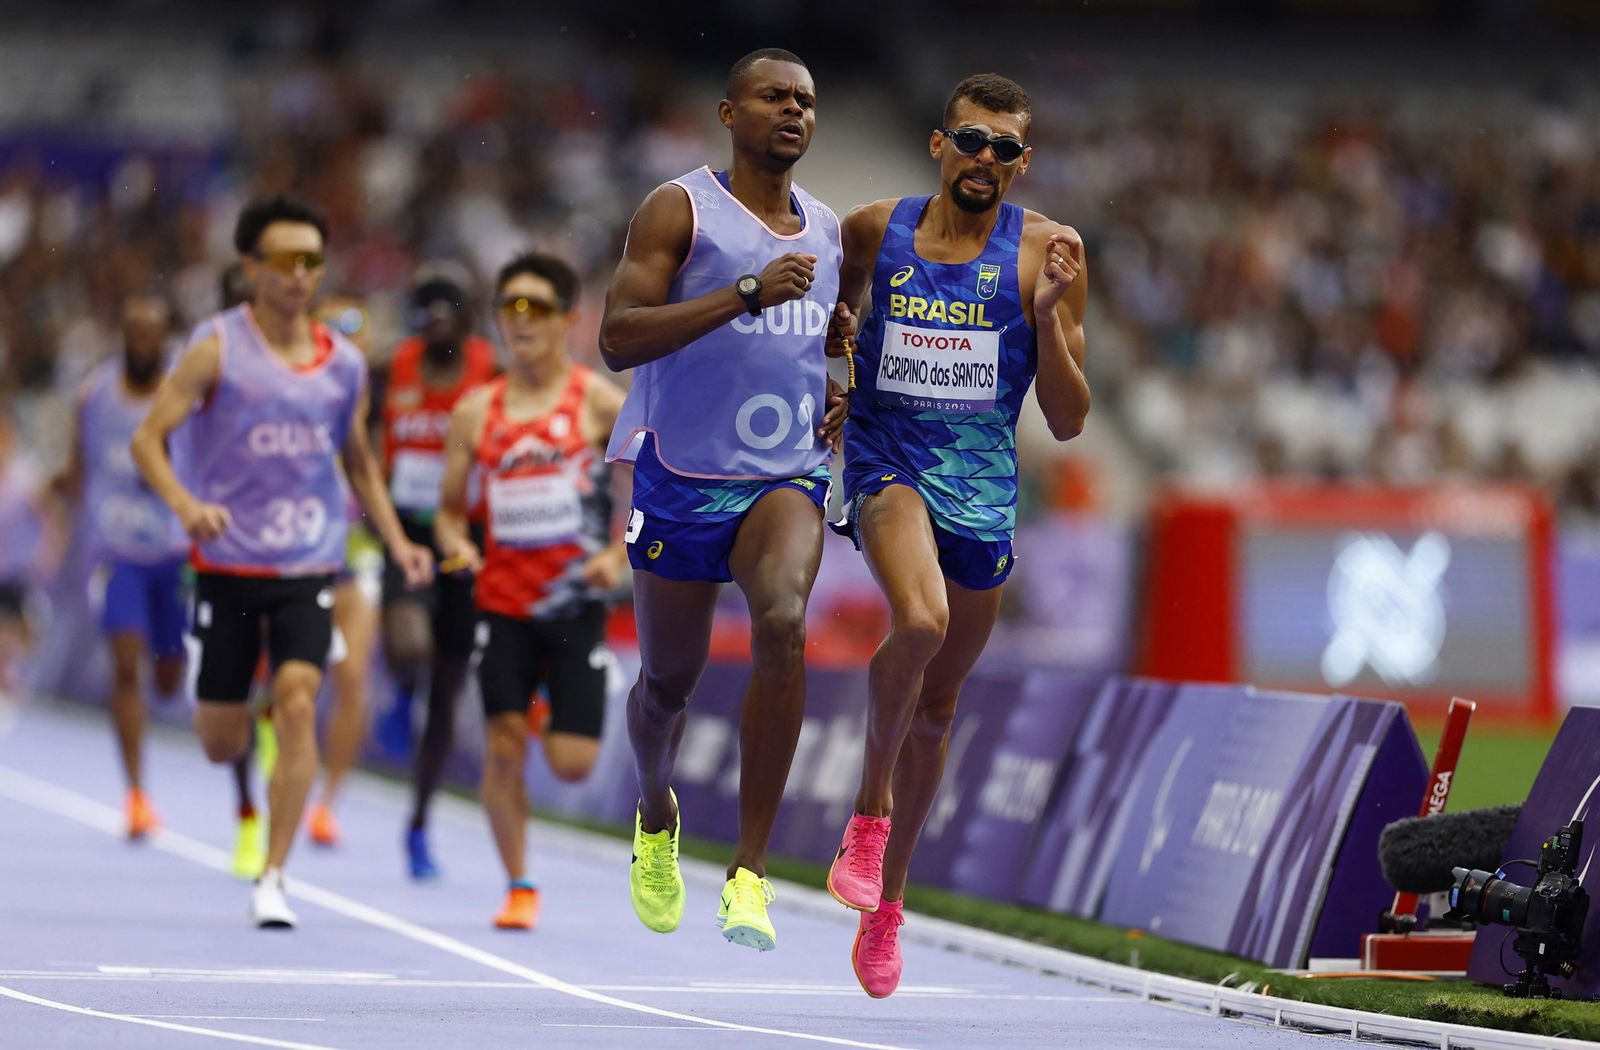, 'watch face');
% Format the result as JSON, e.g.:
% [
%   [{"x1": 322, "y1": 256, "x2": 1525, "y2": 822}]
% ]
[{"x1": 739, "y1": 276, "x2": 758, "y2": 294}]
